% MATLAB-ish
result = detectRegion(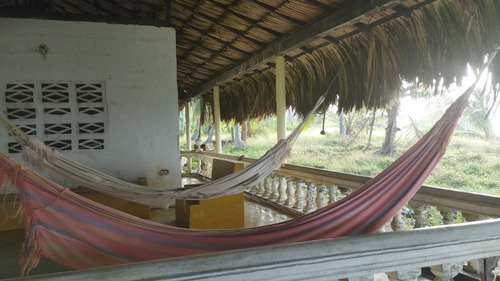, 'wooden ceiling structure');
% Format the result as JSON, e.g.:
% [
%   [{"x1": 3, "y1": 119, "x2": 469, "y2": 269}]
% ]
[
  {"x1": 0, "y1": 0, "x2": 439, "y2": 97},
  {"x1": 1, "y1": 0, "x2": 499, "y2": 122}
]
